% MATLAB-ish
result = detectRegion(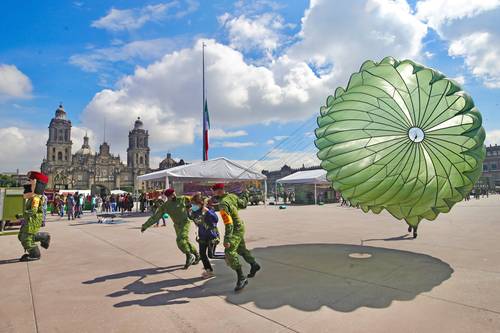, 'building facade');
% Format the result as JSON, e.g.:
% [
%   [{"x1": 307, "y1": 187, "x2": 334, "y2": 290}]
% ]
[
  {"x1": 262, "y1": 164, "x2": 322, "y2": 194},
  {"x1": 480, "y1": 144, "x2": 500, "y2": 190},
  {"x1": 41, "y1": 105, "x2": 151, "y2": 191}
]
